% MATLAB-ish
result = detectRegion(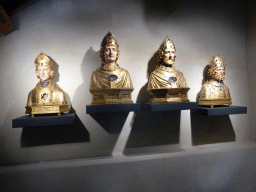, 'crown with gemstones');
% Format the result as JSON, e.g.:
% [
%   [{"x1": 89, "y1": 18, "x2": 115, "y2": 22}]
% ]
[
  {"x1": 100, "y1": 31, "x2": 119, "y2": 49},
  {"x1": 209, "y1": 55, "x2": 225, "y2": 68},
  {"x1": 35, "y1": 52, "x2": 53, "y2": 67},
  {"x1": 158, "y1": 36, "x2": 175, "y2": 52}
]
